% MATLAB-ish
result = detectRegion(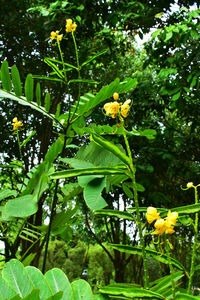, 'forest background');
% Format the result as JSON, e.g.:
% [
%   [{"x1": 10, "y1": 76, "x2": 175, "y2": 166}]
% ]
[{"x1": 0, "y1": 0, "x2": 200, "y2": 297}]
